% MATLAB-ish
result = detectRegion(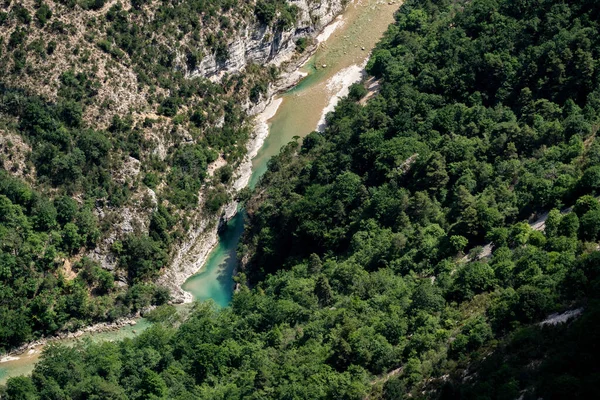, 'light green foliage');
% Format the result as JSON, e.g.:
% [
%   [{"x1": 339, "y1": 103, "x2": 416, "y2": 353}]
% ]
[{"x1": 3, "y1": 0, "x2": 600, "y2": 398}]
